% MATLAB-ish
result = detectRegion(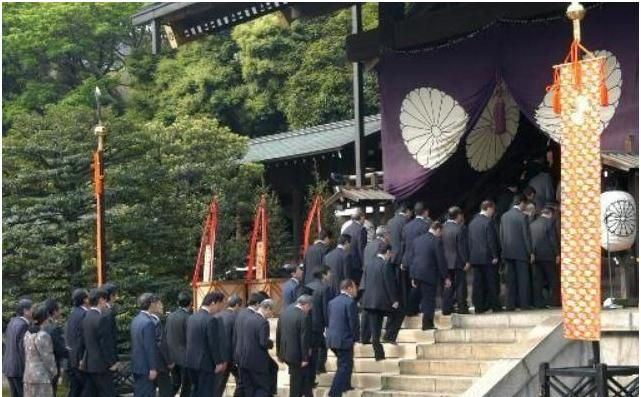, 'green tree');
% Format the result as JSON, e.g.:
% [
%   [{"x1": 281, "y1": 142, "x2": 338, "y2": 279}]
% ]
[{"x1": 2, "y1": 2, "x2": 143, "y2": 130}]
